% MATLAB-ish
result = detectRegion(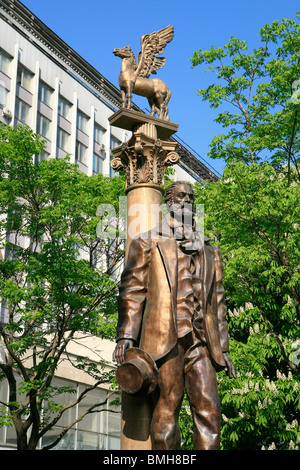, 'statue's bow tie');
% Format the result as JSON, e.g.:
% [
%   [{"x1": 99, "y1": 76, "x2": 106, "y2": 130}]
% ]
[{"x1": 173, "y1": 226, "x2": 202, "y2": 254}]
